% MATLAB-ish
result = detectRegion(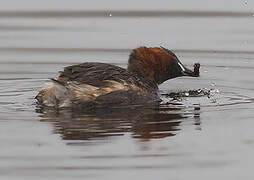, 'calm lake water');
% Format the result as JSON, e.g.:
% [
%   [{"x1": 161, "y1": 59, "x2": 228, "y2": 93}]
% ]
[{"x1": 1, "y1": 1, "x2": 254, "y2": 179}]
